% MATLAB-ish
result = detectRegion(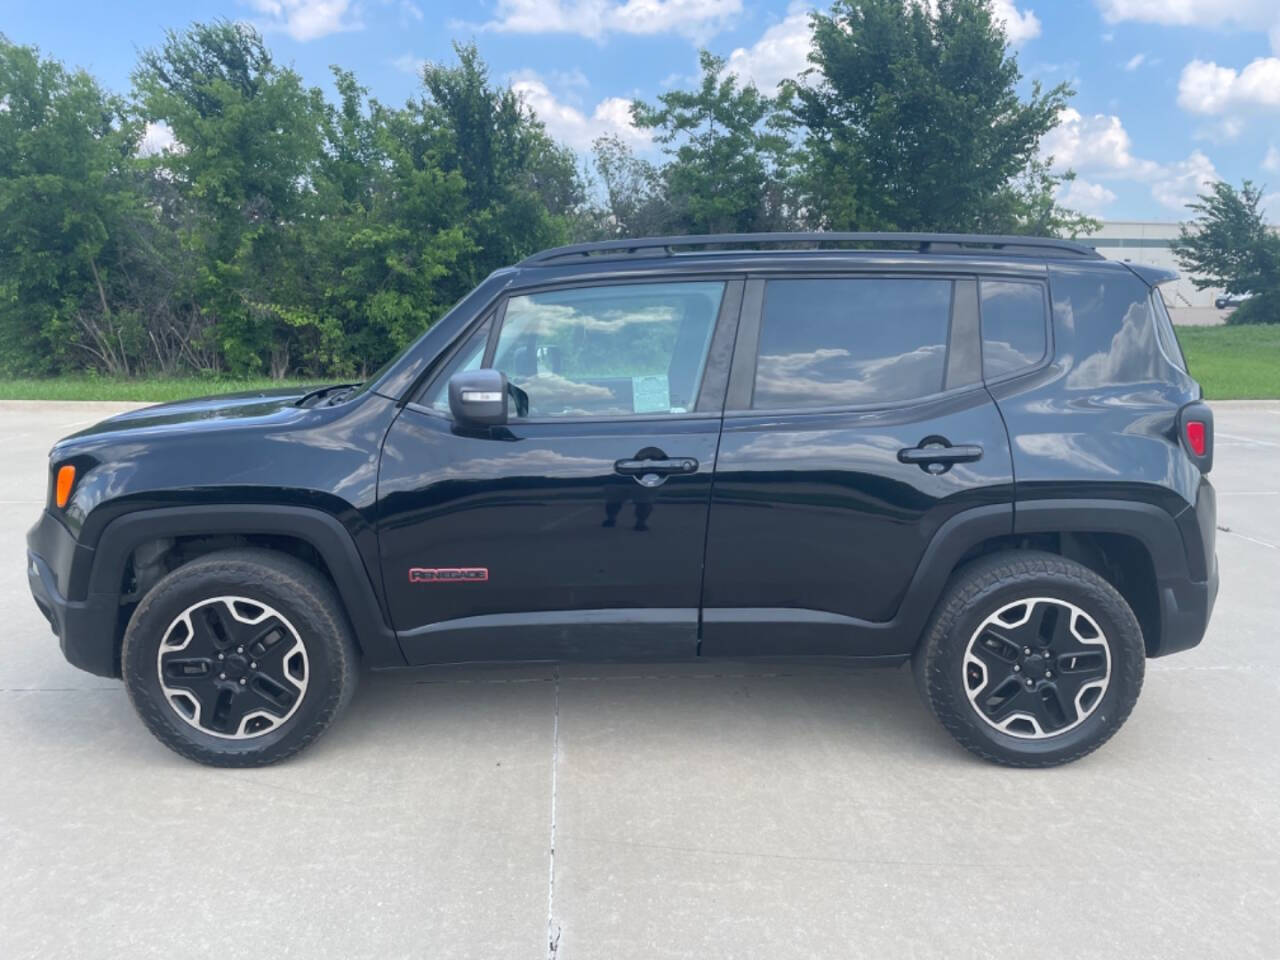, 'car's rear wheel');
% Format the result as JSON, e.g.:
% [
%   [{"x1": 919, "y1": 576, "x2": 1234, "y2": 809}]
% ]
[
  {"x1": 122, "y1": 549, "x2": 358, "y2": 766},
  {"x1": 913, "y1": 551, "x2": 1145, "y2": 767}
]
